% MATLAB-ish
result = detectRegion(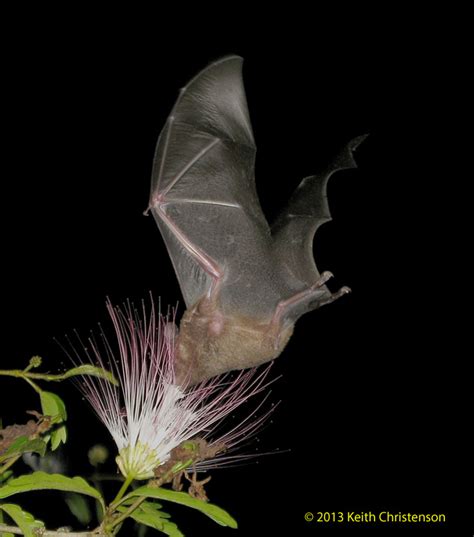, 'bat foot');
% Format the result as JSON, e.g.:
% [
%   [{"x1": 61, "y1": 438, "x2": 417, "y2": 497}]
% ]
[
  {"x1": 313, "y1": 271, "x2": 334, "y2": 289},
  {"x1": 319, "y1": 285, "x2": 351, "y2": 306},
  {"x1": 269, "y1": 271, "x2": 337, "y2": 342}
]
